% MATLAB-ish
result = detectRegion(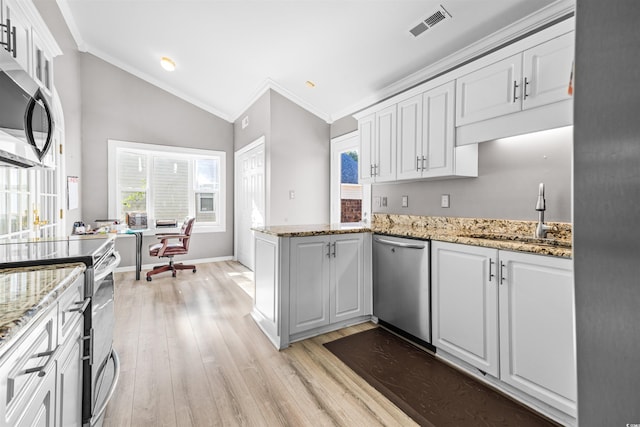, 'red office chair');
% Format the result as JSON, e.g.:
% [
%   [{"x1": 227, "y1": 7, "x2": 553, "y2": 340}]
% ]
[{"x1": 146, "y1": 217, "x2": 197, "y2": 281}]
